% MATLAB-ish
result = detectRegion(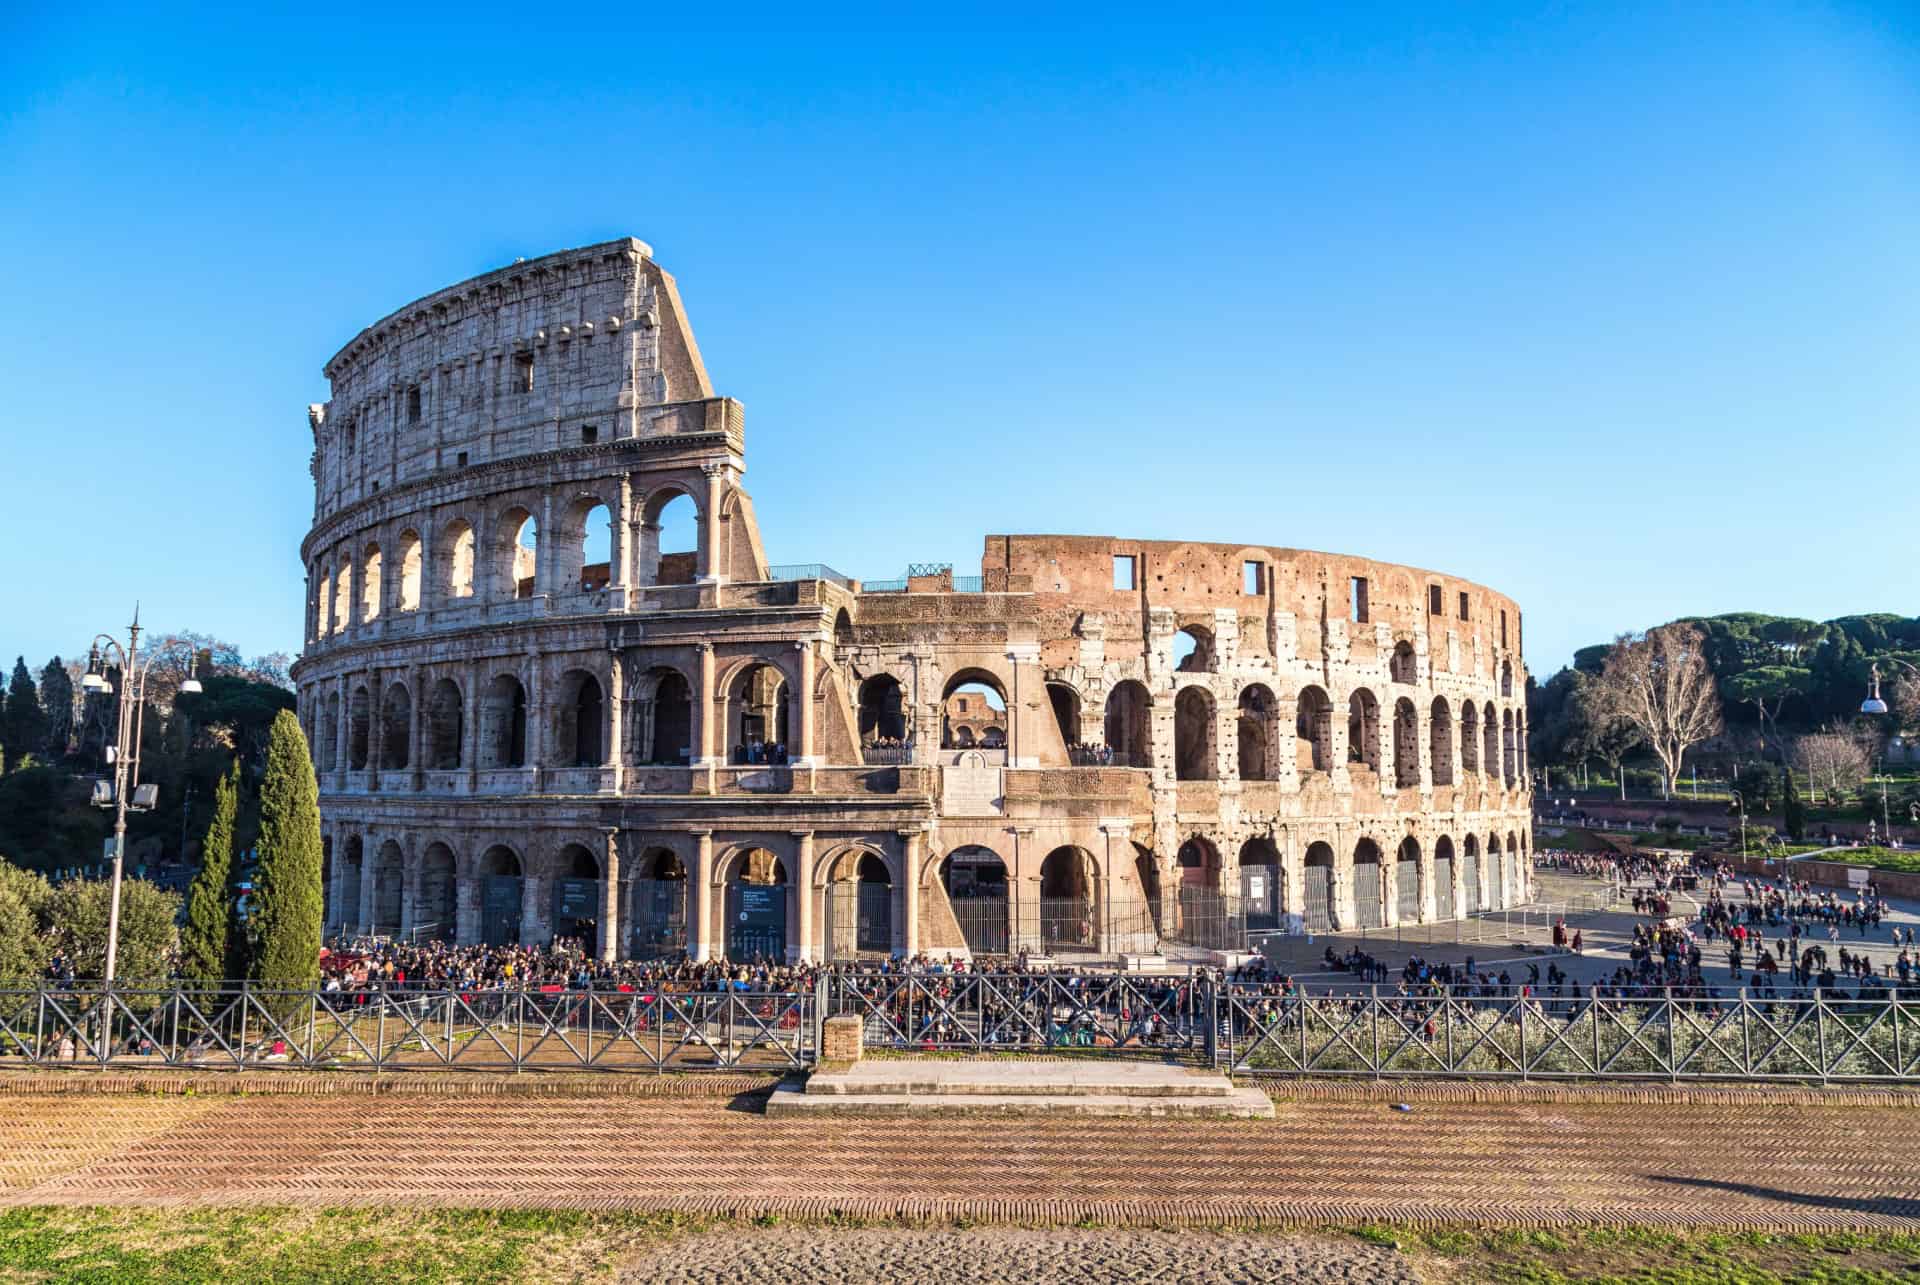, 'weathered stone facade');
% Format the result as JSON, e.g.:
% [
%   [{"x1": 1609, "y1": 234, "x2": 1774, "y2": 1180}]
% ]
[{"x1": 292, "y1": 238, "x2": 1534, "y2": 962}]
